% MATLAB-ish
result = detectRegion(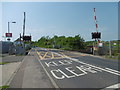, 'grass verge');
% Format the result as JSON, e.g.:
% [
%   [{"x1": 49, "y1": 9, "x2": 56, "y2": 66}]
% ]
[
  {"x1": 0, "y1": 62, "x2": 10, "y2": 65},
  {"x1": 0, "y1": 85, "x2": 9, "y2": 90}
]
